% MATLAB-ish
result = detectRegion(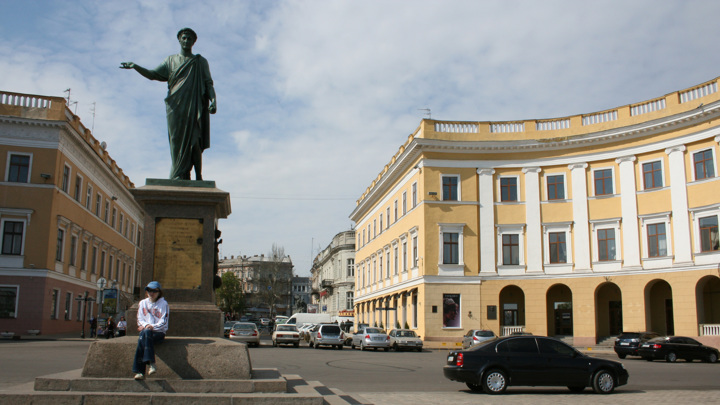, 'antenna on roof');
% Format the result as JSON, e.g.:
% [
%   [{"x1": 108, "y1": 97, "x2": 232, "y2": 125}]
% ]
[
  {"x1": 64, "y1": 88, "x2": 71, "y2": 104},
  {"x1": 90, "y1": 102, "x2": 97, "y2": 133},
  {"x1": 418, "y1": 108, "x2": 431, "y2": 119}
]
